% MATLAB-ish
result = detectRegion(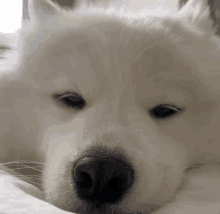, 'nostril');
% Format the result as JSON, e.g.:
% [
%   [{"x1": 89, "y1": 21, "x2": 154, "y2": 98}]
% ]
[
  {"x1": 73, "y1": 156, "x2": 95, "y2": 189},
  {"x1": 107, "y1": 177, "x2": 126, "y2": 191},
  {"x1": 77, "y1": 171, "x2": 93, "y2": 189}
]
